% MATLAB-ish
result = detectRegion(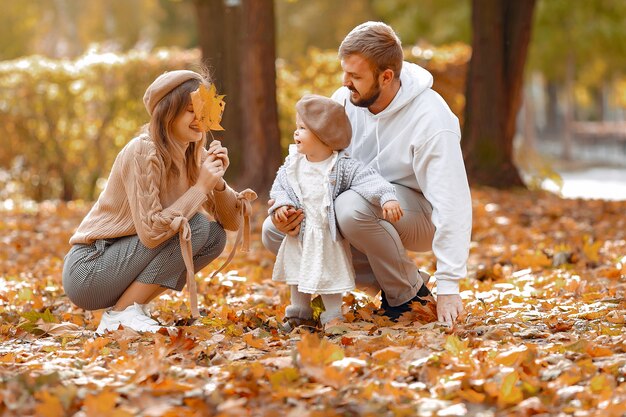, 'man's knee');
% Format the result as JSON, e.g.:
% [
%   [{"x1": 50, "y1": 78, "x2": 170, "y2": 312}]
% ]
[
  {"x1": 335, "y1": 190, "x2": 372, "y2": 237},
  {"x1": 261, "y1": 216, "x2": 283, "y2": 255}
]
